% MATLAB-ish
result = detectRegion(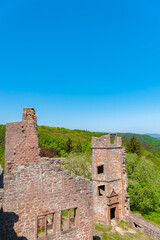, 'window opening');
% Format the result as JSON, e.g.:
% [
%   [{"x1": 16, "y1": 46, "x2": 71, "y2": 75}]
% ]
[
  {"x1": 38, "y1": 216, "x2": 45, "y2": 236},
  {"x1": 98, "y1": 185, "x2": 105, "y2": 196},
  {"x1": 47, "y1": 214, "x2": 54, "y2": 234},
  {"x1": 97, "y1": 165, "x2": 104, "y2": 174},
  {"x1": 110, "y1": 134, "x2": 116, "y2": 144},
  {"x1": 61, "y1": 208, "x2": 77, "y2": 231},
  {"x1": 110, "y1": 207, "x2": 116, "y2": 220},
  {"x1": 37, "y1": 213, "x2": 55, "y2": 238}
]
